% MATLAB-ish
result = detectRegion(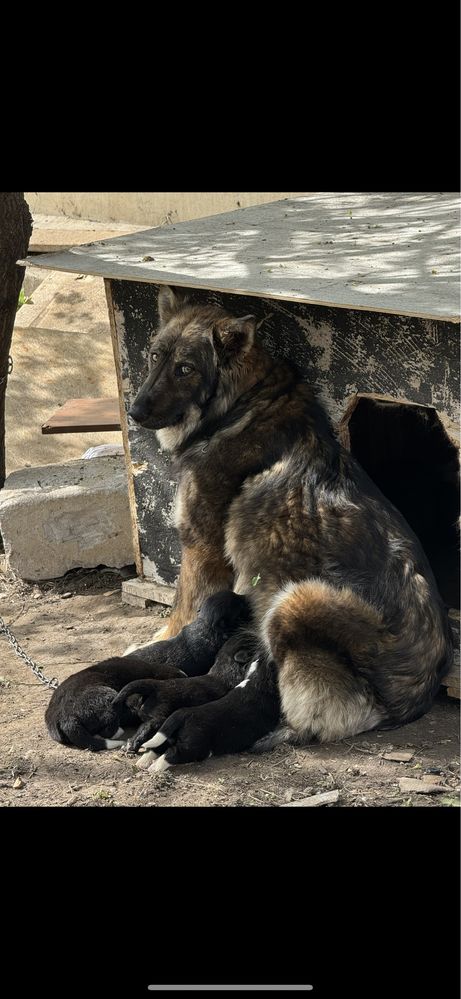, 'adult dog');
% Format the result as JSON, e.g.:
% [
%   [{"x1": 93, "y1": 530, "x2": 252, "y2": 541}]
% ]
[{"x1": 127, "y1": 285, "x2": 453, "y2": 767}]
